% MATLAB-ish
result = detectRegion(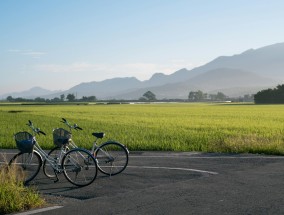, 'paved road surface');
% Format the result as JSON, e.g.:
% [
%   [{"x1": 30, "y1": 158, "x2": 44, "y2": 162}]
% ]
[{"x1": 2, "y1": 150, "x2": 284, "y2": 215}]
